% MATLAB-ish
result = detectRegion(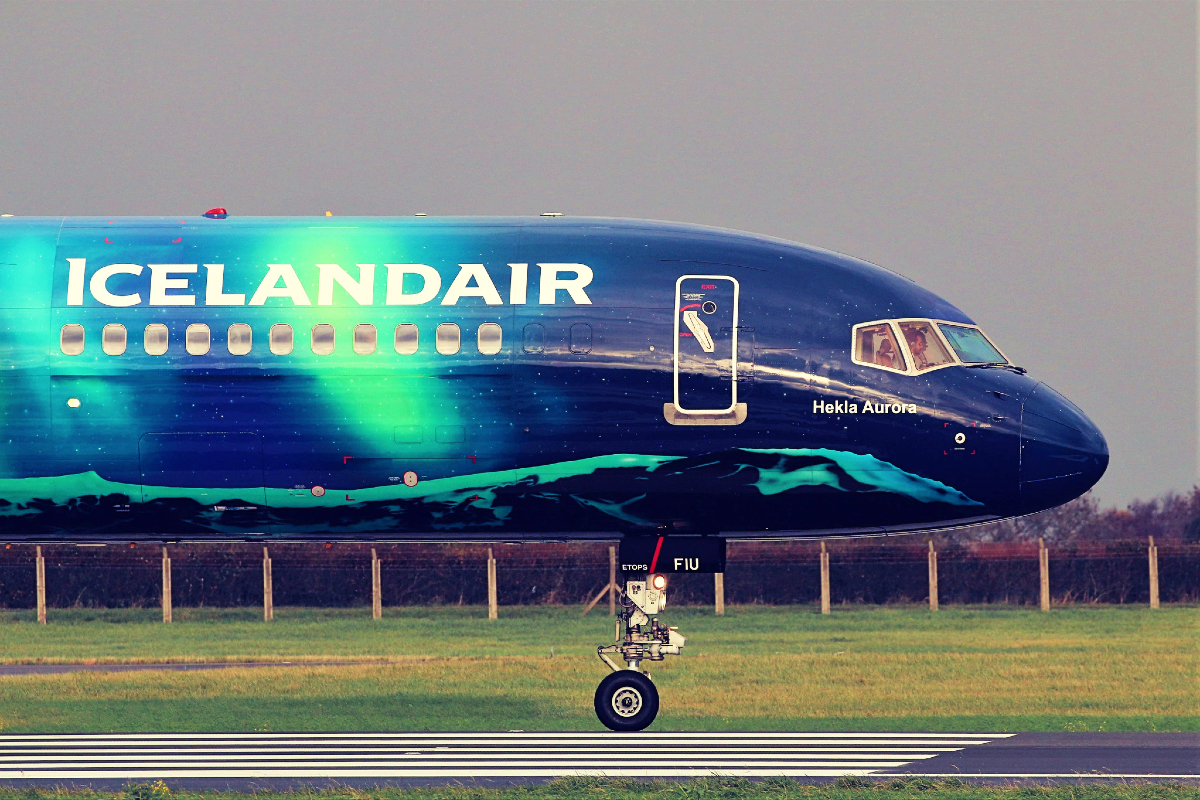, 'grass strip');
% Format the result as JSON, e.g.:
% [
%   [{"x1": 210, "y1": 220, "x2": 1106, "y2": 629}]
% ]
[
  {"x1": 0, "y1": 777, "x2": 1196, "y2": 800},
  {"x1": 0, "y1": 605, "x2": 1193, "y2": 732}
]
